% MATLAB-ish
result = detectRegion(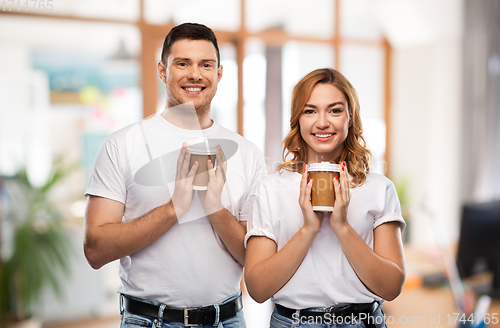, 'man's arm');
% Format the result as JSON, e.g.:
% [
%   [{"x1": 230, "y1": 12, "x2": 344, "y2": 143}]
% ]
[
  {"x1": 84, "y1": 144, "x2": 198, "y2": 269},
  {"x1": 84, "y1": 196, "x2": 178, "y2": 270},
  {"x1": 207, "y1": 211, "x2": 247, "y2": 265},
  {"x1": 197, "y1": 146, "x2": 246, "y2": 265}
]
